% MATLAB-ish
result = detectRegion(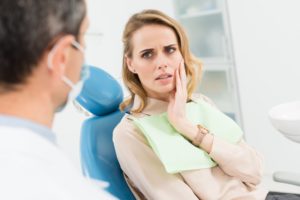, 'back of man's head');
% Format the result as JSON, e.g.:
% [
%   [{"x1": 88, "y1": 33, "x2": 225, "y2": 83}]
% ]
[{"x1": 0, "y1": 0, "x2": 86, "y2": 92}]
